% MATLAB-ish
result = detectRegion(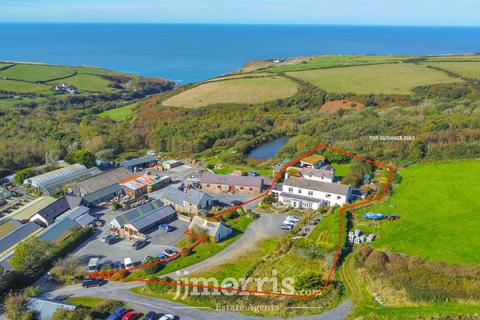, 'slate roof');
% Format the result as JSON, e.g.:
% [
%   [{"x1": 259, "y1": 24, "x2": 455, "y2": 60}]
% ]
[
  {"x1": 0, "y1": 222, "x2": 42, "y2": 255},
  {"x1": 200, "y1": 173, "x2": 263, "y2": 188},
  {"x1": 299, "y1": 167, "x2": 335, "y2": 180},
  {"x1": 75, "y1": 167, "x2": 132, "y2": 195},
  {"x1": 283, "y1": 177, "x2": 350, "y2": 196},
  {"x1": 162, "y1": 186, "x2": 212, "y2": 206},
  {"x1": 120, "y1": 155, "x2": 157, "y2": 168},
  {"x1": 279, "y1": 192, "x2": 324, "y2": 203},
  {"x1": 28, "y1": 298, "x2": 76, "y2": 320}
]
